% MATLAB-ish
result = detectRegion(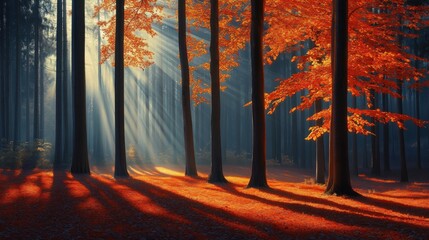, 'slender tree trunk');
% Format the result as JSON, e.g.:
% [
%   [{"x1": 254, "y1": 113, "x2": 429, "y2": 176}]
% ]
[
  {"x1": 25, "y1": 42, "x2": 30, "y2": 142},
  {"x1": 114, "y1": 0, "x2": 129, "y2": 177},
  {"x1": 325, "y1": 0, "x2": 357, "y2": 196},
  {"x1": 397, "y1": 81, "x2": 408, "y2": 182},
  {"x1": 315, "y1": 99, "x2": 325, "y2": 184},
  {"x1": 93, "y1": 0, "x2": 104, "y2": 165},
  {"x1": 40, "y1": 56, "x2": 45, "y2": 139},
  {"x1": 0, "y1": 0, "x2": 4, "y2": 140},
  {"x1": 370, "y1": 90, "x2": 380, "y2": 176},
  {"x1": 208, "y1": 0, "x2": 227, "y2": 183},
  {"x1": 4, "y1": 0, "x2": 10, "y2": 141},
  {"x1": 248, "y1": 0, "x2": 268, "y2": 188},
  {"x1": 351, "y1": 96, "x2": 358, "y2": 176},
  {"x1": 178, "y1": 0, "x2": 197, "y2": 176},
  {"x1": 62, "y1": 0, "x2": 70, "y2": 163},
  {"x1": 71, "y1": 0, "x2": 90, "y2": 174},
  {"x1": 291, "y1": 95, "x2": 297, "y2": 164},
  {"x1": 54, "y1": 0, "x2": 64, "y2": 169},
  {"x1": 416, "y1": 88, "x2": 421, "y2": 169},
  {"x1": 13, "y1": 0, "x2": 20, "y2": 150},
  {"x1": 33, "y1": 0, "x2": 40, "y2": 140},
  {"x1": 382, "y1": 93, "x2": 390, "y2": 171}
]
